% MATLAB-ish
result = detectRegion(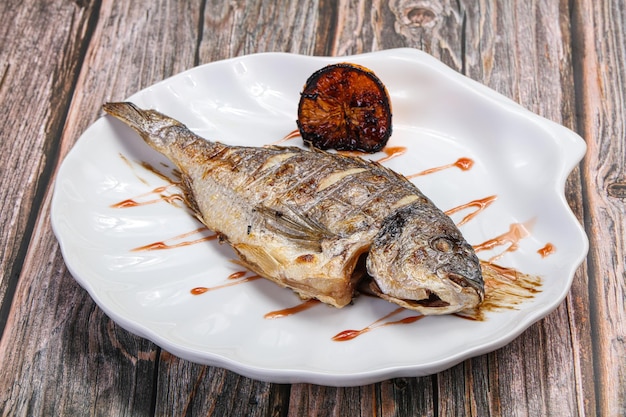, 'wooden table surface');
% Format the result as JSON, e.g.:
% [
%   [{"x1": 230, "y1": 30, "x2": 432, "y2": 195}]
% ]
[{"x1": 1, "y1": 0, "x2": 624, "y2": 415}]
